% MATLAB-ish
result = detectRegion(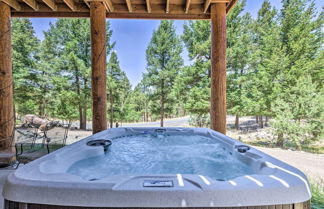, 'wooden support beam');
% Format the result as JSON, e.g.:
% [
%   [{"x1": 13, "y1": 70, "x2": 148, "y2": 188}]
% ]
[
  {"x1": 125, "y1": 0, "x2": 132, "y2": 12},
  {"x1": 210, "y1": 3, "x2": 227, "y2": 134},
  {"x1": 90, "y1": 1, "x2": 107, "y2": 134},
  {"x1": 103, "y1": 0, "x2": 113, "y2": 12},
  {"x1": 203, "y1": 0, "x2": 211, "y2": 13},
  {"x1": 42, "y1": 0, "x2": 57, "y2": 11},
  {"x1": 226, "y1": 0, "x2": 237, "y2": 13},
  {"x1": 63, "y1": 0, "x2": 77, "y2": 11},
  {"x1": 166, "y1": 0, "x2": 169, "y2": 13},
  {"x1": 185, "y1": 0, "x2": 190, "y2": 13},
  {"x1": 1, "y1": 0, "x2": 21, "y2": 11},
  {"x1": 22, "y1": 0, "x2": 39, "y2": 11},
  {"x1": 0, "y1": 2, "x2": 15, "y2": 162},
  {"x1": 146, "y1": 0, "x2": 151, "y2": 13}
]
